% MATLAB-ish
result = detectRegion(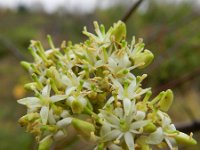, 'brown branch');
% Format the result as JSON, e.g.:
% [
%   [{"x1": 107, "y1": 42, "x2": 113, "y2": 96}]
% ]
[
  {"x1": 121, "y1": 0, "x2": 144, "y2": 23},
  {"x1": 176, "y1": 120, "x2": 200, "y2": 133},
  {"x1": 154, "y1": 67, "x2": 200, "y2": 95},
  {"x1": 0, "y1": 35, "x2": 27, "y2": 60}
]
